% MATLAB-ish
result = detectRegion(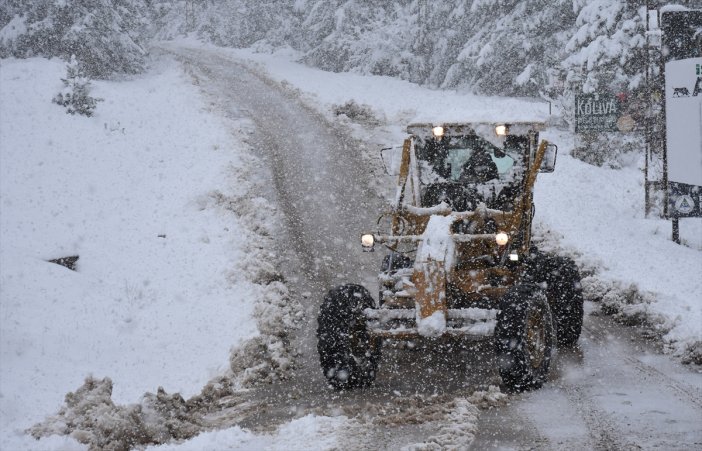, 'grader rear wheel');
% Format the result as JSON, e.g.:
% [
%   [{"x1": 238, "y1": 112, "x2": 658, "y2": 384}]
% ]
[
  {"x1": 546, "y1": 256, "x2": 584, "y2": 347},
  {"x1": 527, "y1": 250, "x2": 584, "y2": 347}
]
